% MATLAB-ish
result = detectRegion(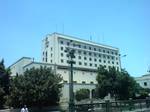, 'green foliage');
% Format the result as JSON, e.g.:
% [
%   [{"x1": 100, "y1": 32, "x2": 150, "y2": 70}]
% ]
[
  {"x1": 136, "y1": 88, "x2": 150, "y2": 99},
  {"x1": 0, "y1": 59, "x2": 10, "y2": 108},
  {"x1": 0, "y1": 86, "x2": 5, "y2": 108},
  {"x1": 75, "y1": 89, "x2": 90, "y2": 101},
  {"x1": 96, "y1": 66, "x2": 140, "y2": 100},
  {"x1": 8, "y1": 66, "x2": 63, "y2": 108}
]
